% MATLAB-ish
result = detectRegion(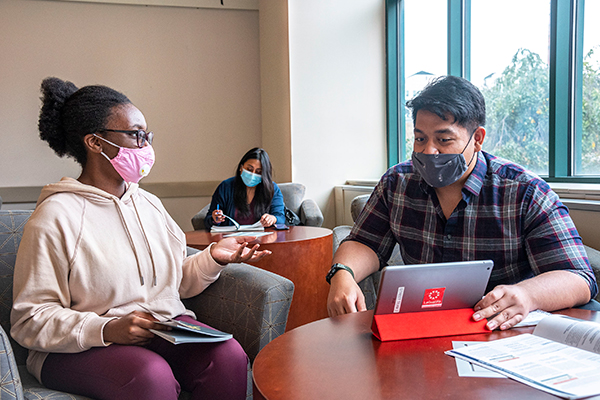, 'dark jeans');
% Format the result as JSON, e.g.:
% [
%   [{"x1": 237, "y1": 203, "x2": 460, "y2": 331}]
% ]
[{"x1": 41, "y1": 316, "x2": 247, "y2": 400}]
